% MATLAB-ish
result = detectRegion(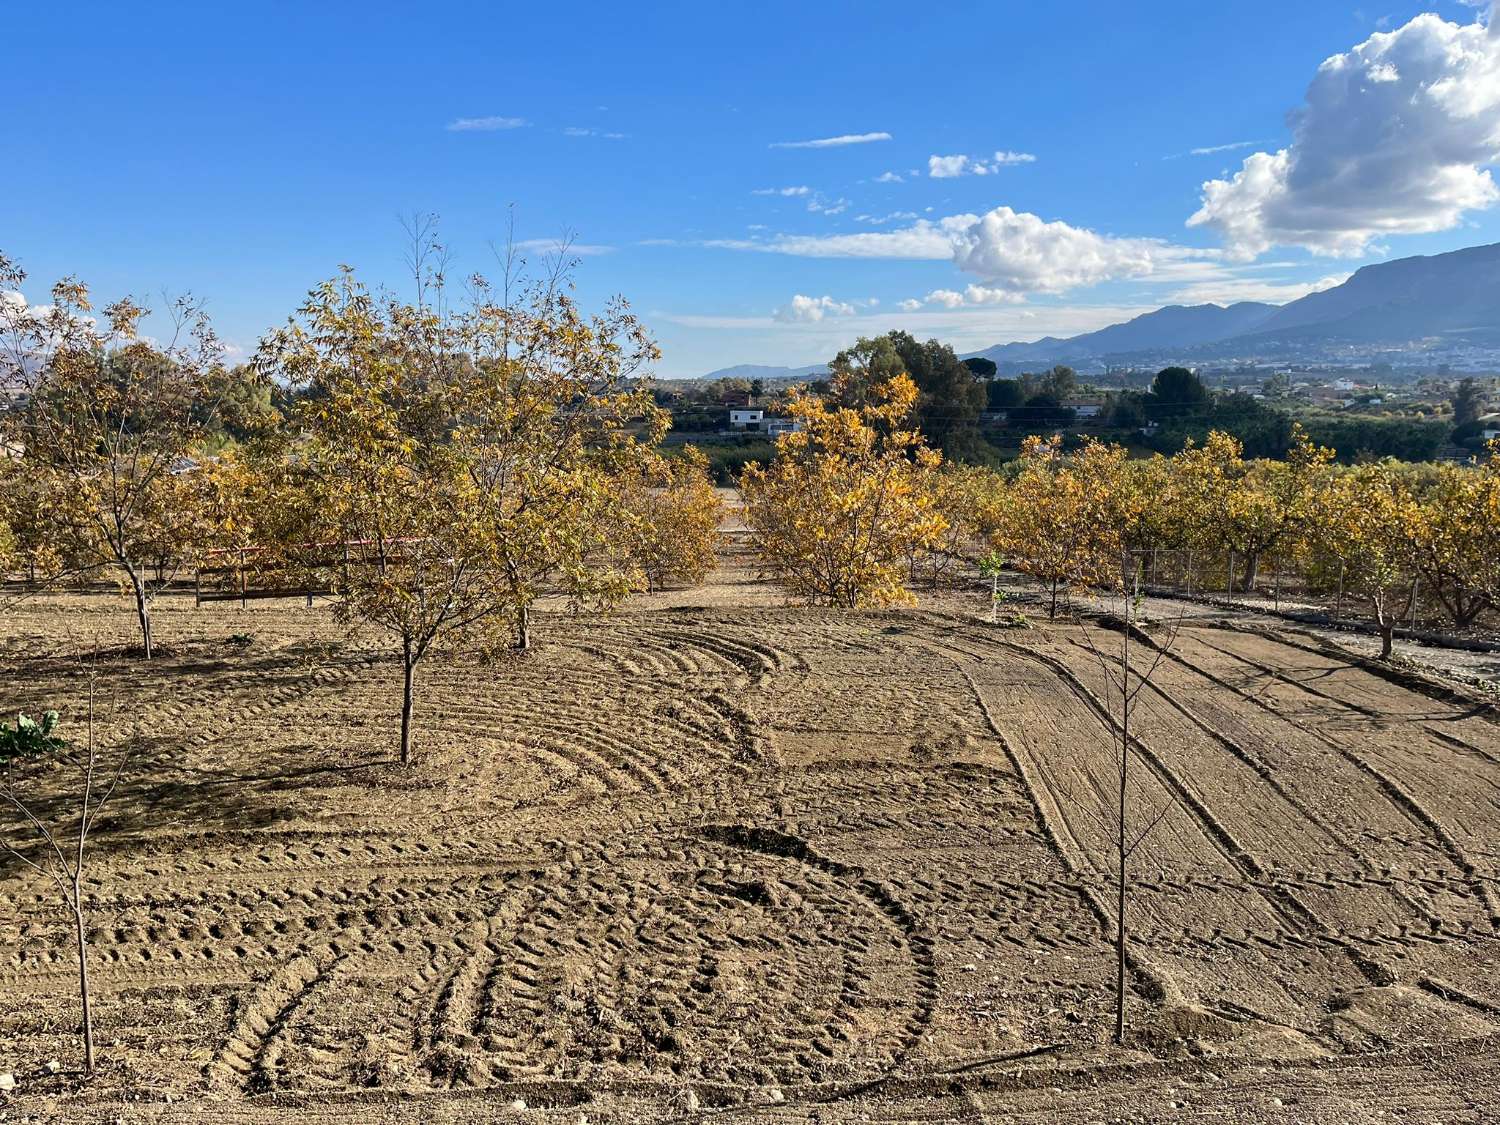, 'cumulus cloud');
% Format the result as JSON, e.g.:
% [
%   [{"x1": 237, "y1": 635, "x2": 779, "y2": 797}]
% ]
[
  {"x1": 917, "y1": 284, "x2": 1027, "y2": 309},
  {"x1": 928, "y1": 151, "x2": 1037, "y2": 177},
  {"x1": 446, "y1": 115, "x2": 528, "y2": 131},
  {"x1": 770, "y1": 132, "x2": 892, "y2": 149},
  {"x1": 773, "y1": 294, "x2": 857, "y2": 323},
  {"x1": 1189, "y1": 12, "x2": 1500, "y2": 259},
  {"x1": 875, "y1": 171, "x2": 905, "y2": 183},
  {"x1": 710, "y1": 206, "x2": 1197, "y2": 295},
  {"x1": 949, "y1": 207, "x2": 1160, "y2": 292}
]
